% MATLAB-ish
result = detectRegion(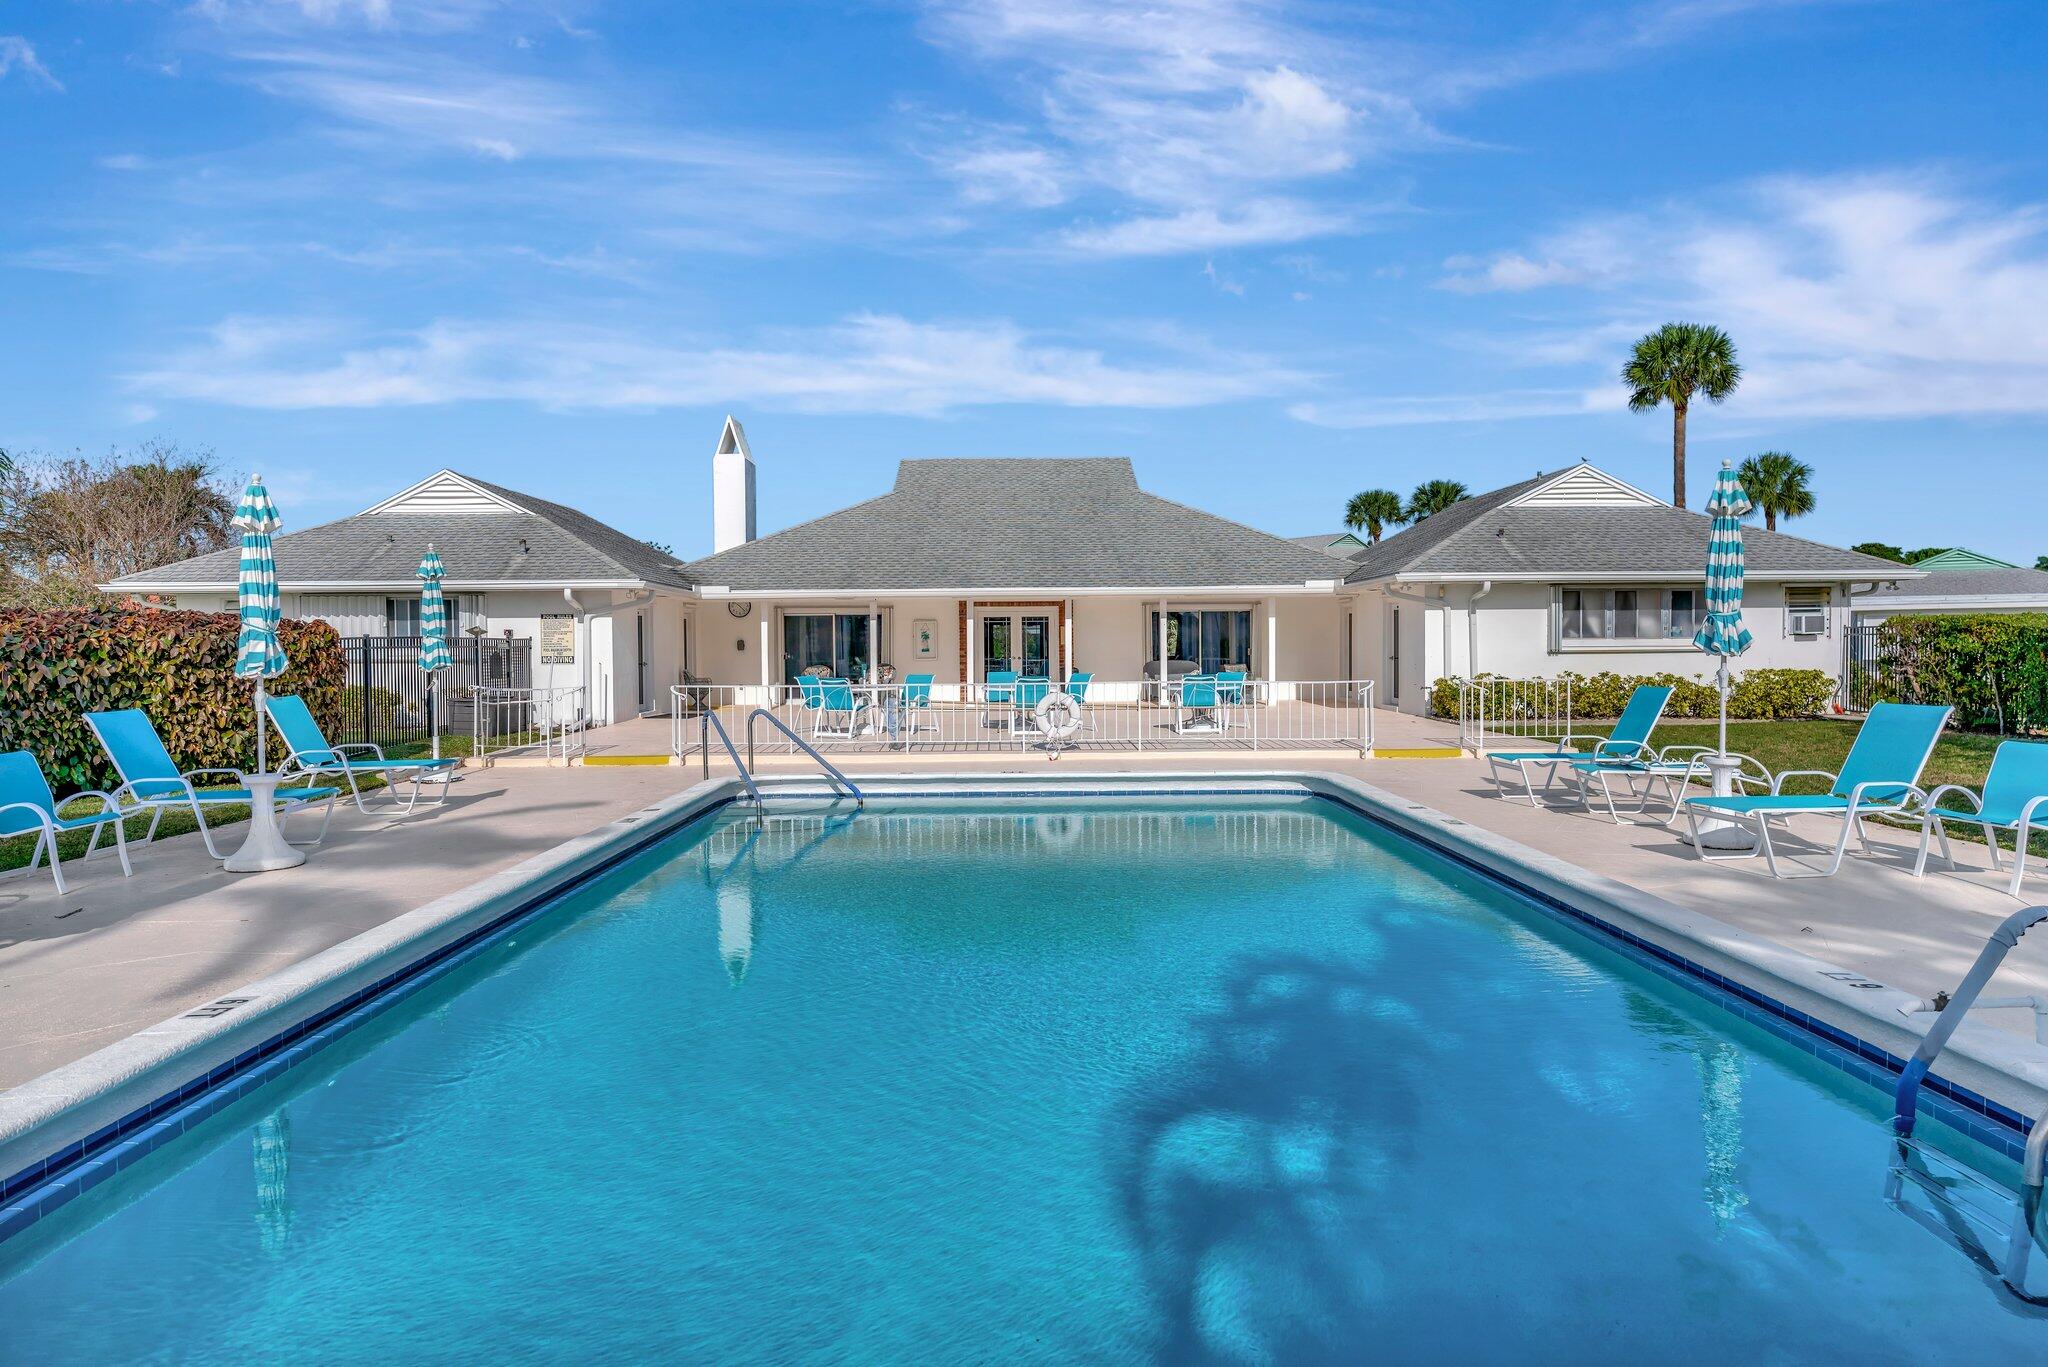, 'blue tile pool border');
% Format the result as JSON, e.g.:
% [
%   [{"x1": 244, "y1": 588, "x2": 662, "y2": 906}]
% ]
[{"x1": 0, "y1": 779, "x2": 2032, "y2": 1249}]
